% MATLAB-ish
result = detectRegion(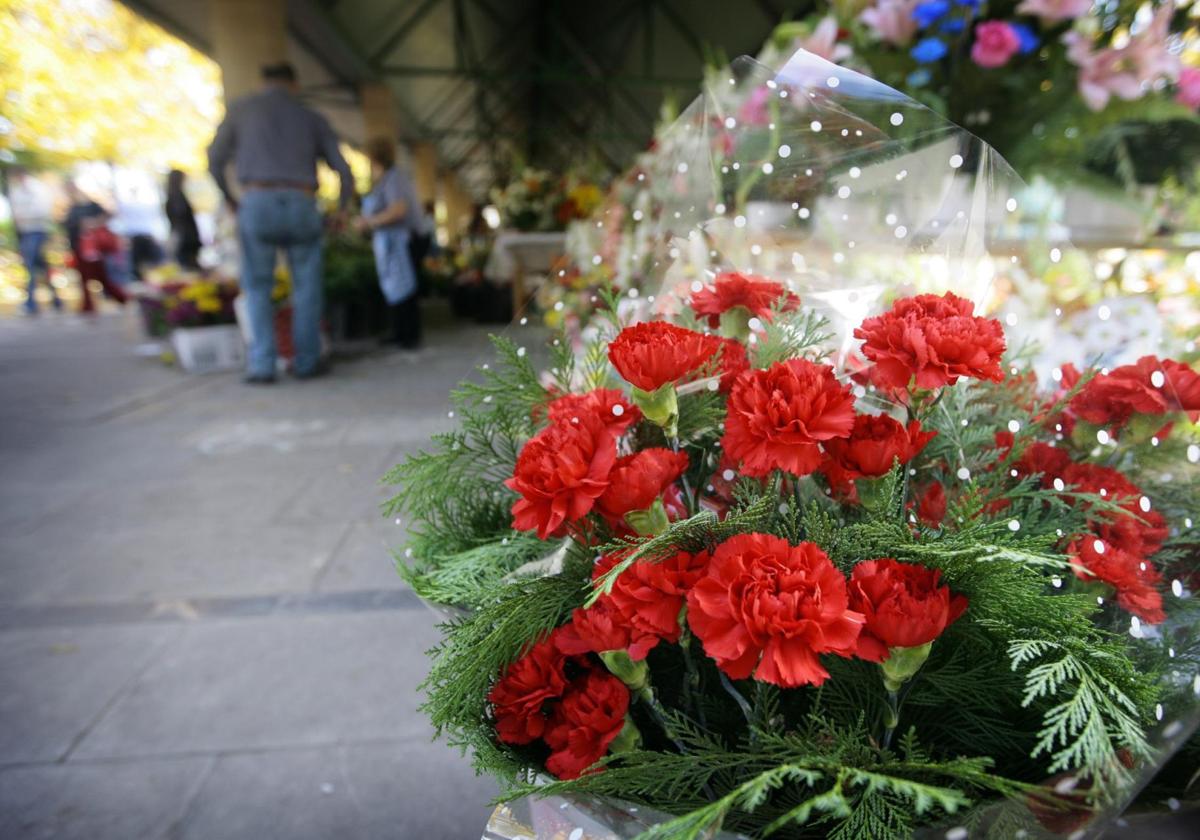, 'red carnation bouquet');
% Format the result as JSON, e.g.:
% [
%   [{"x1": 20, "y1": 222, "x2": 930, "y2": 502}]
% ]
[
  {"x1": 386, "y1": 52, "x2": 1199, "y2": 840},
  {"x1": 388, "y1": 282, "x2": 1200, "y2": 838}
]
